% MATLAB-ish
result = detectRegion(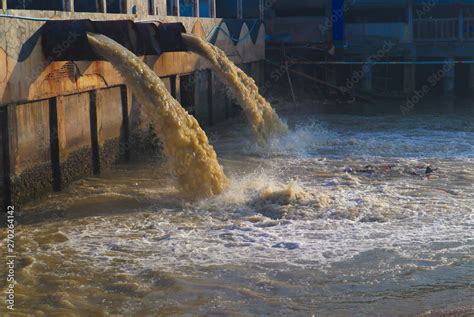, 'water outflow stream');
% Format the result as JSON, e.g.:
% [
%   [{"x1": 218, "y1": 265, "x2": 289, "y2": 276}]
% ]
[
  {"x1": 181, "y1": 34, "x2": 288, "y2": 142},
  {"x1": 86, "y1": 33, "x2": 228, "y2": 198}
]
